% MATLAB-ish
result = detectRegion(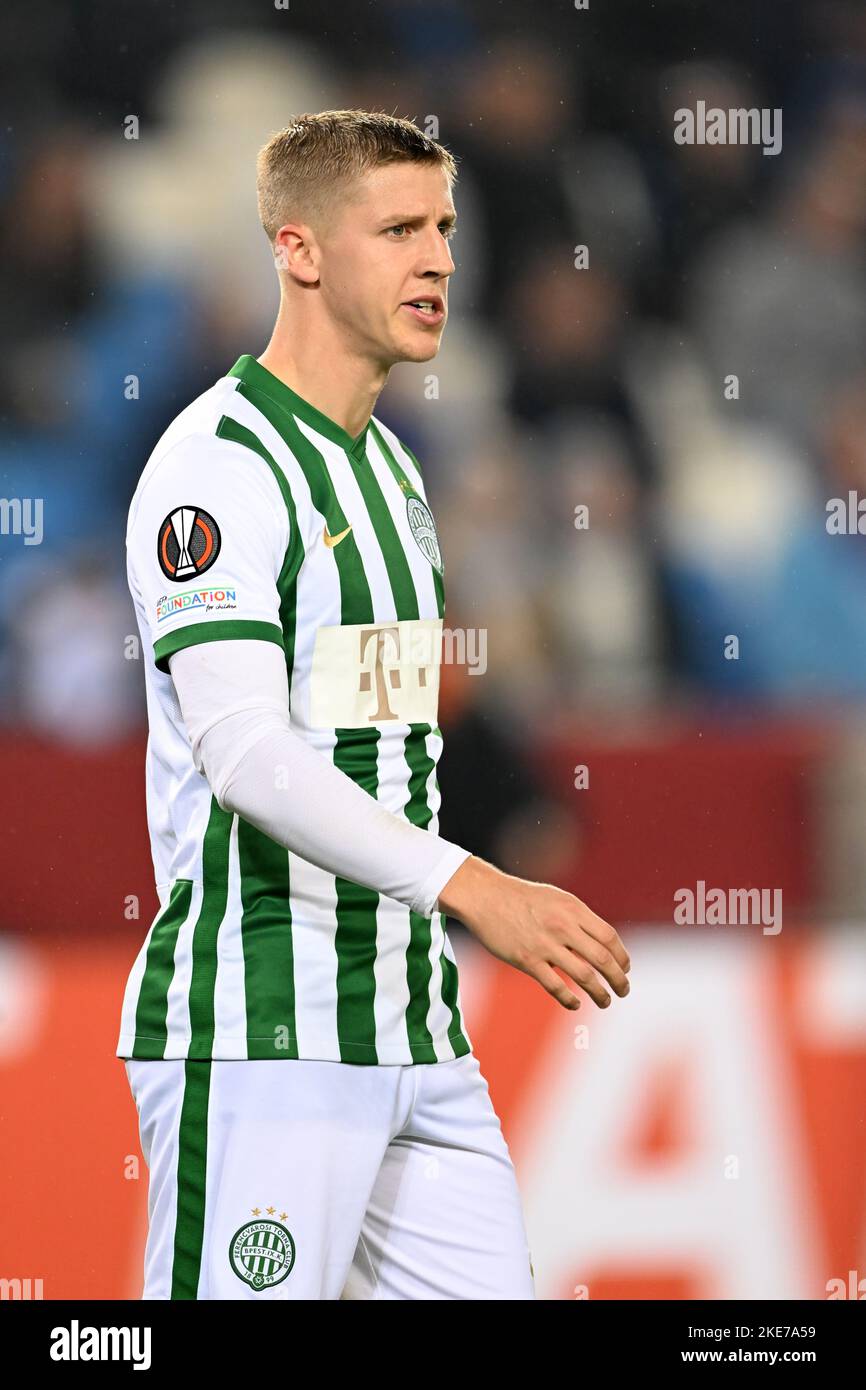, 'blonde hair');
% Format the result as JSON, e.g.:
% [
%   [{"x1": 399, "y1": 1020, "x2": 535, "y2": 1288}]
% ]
[{"x1": 256, "y1": 108, "x2": 458, "y2": 242}]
